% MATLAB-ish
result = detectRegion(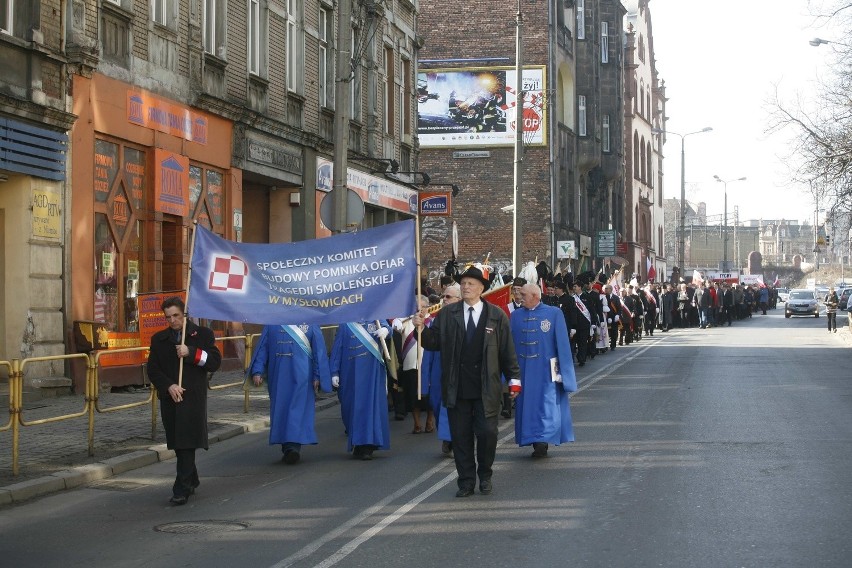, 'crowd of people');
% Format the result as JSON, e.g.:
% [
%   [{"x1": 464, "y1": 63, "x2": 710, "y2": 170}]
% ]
[{"x1": 145, "y1": 267, "x2": 790, "y2": 505}]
